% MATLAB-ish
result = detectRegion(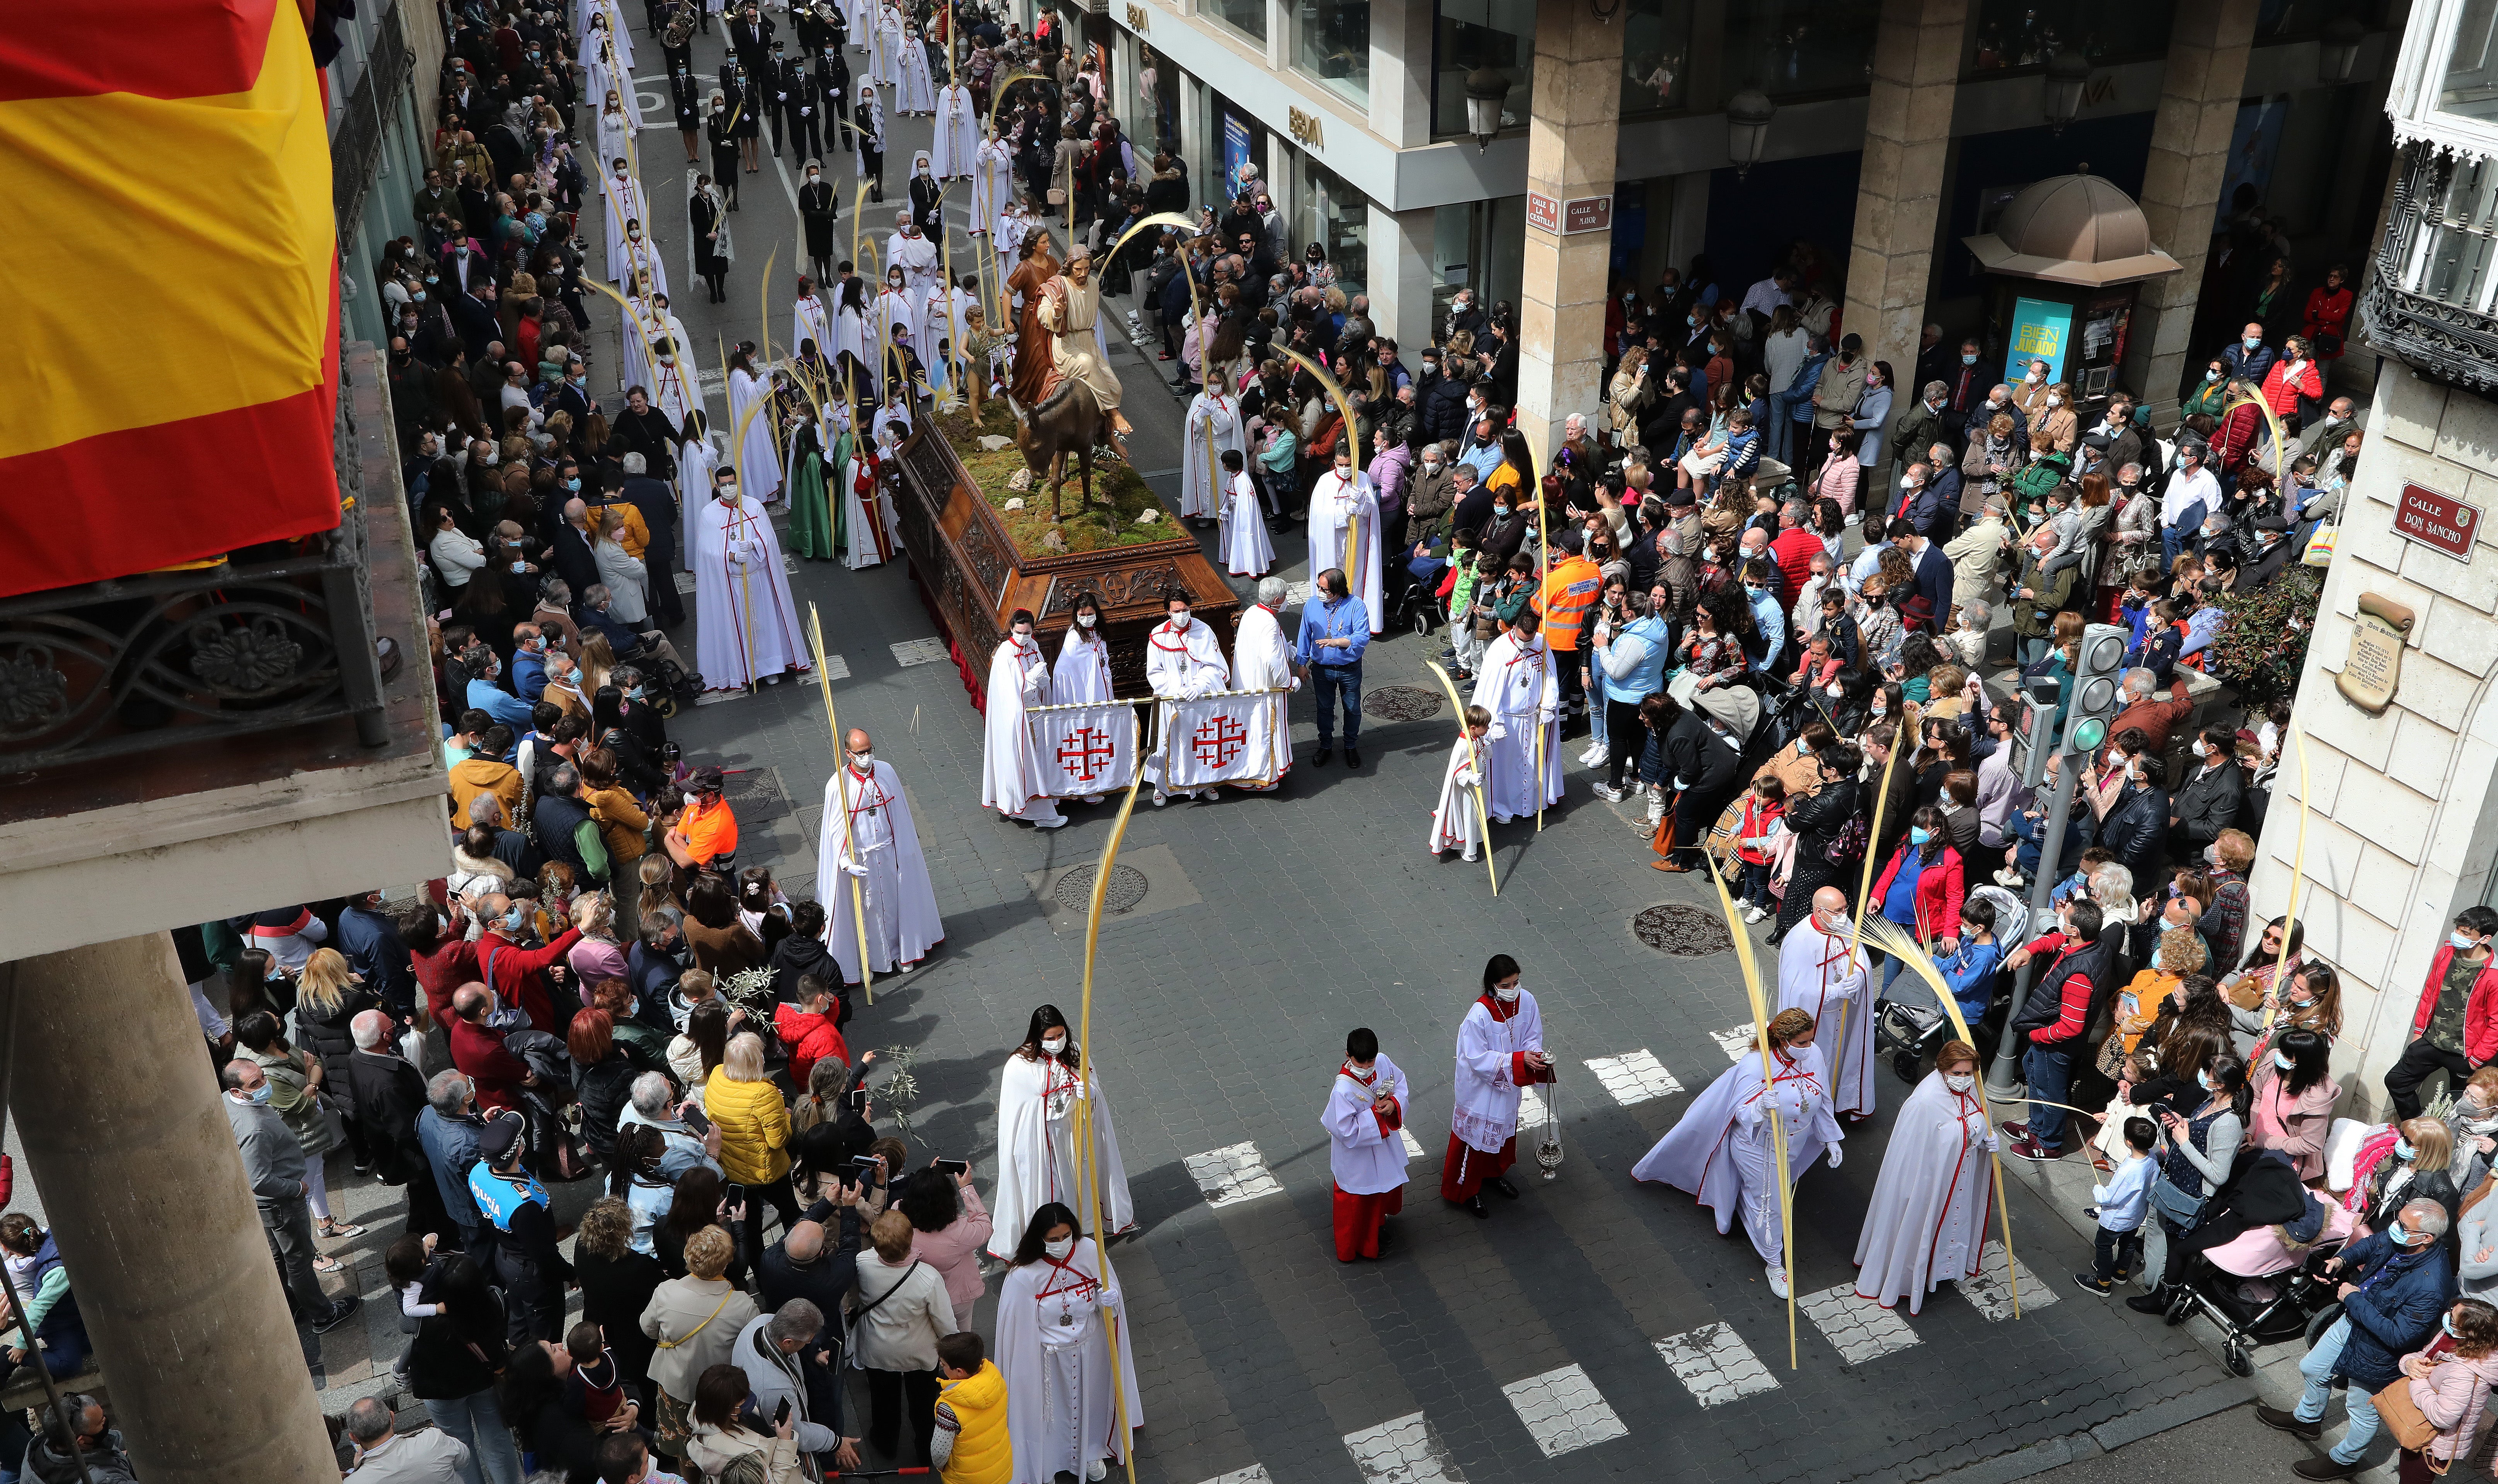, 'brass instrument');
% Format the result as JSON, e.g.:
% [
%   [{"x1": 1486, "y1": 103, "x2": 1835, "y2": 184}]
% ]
[{"x1": 663, "y1": 0, "x2": 695, "y2": 49}]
